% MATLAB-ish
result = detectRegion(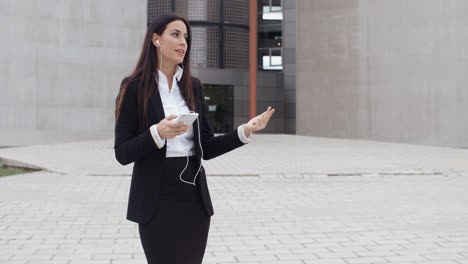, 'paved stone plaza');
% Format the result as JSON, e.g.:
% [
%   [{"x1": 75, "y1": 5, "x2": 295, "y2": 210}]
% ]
[{"x1": 1, "y1": 134, "x2": 468, "y2": 263}]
